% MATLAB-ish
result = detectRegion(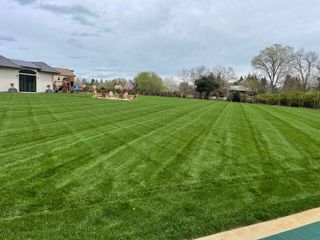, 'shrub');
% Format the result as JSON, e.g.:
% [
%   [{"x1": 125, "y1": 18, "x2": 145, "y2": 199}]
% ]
[{"x1": 256, "y1": 92, "x2": 320, "y2": 109}]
